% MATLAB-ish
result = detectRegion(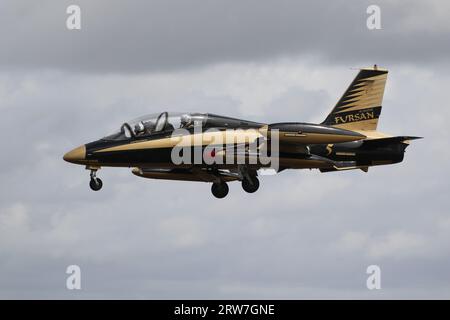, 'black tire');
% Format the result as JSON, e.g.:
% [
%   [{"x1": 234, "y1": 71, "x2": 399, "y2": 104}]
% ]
[
  {"x1": 89, "y1": 178, "x2": 103, "y2": 191},
  {"x1": 242, "y1": 176, "x2": 259, "y2": 193},
  {"x1": 211, "y1": 182, "x2": 229, "y2": 199}
]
